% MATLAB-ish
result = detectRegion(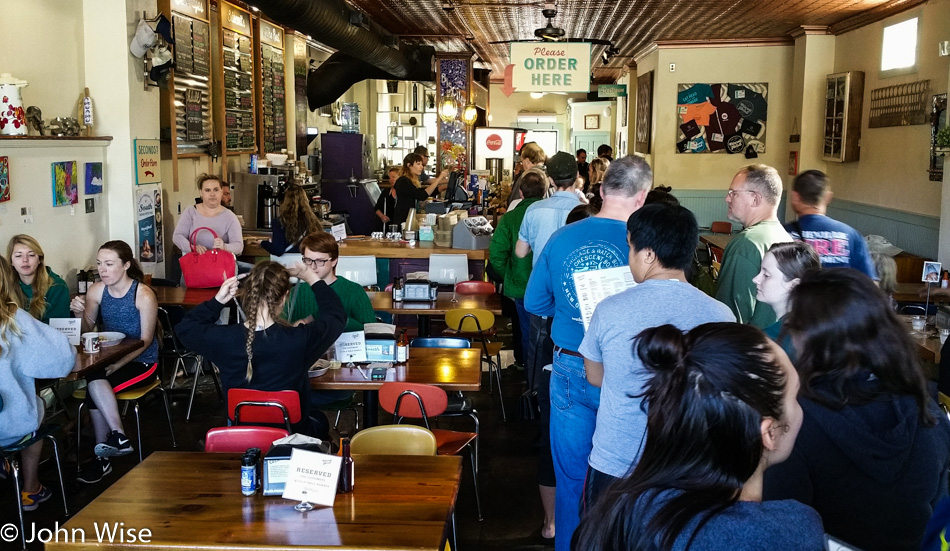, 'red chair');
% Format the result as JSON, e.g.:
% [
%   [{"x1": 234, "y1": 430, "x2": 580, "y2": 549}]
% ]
[
  {"x1": 710, "y1": 221, "x2": 733, "y2": 234},
  {"x1": 228, "y1": 389, "x2": 301, "y2": 433},
  {"x1": 204, "y1": 426, "x2": 288, "y2": 453},
  {"x1": 379, "y1": 382, "x2": 482, "y2": 521},
  {"x1": 454, "y1": 280, "x2": 495, "y2": 295}
]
